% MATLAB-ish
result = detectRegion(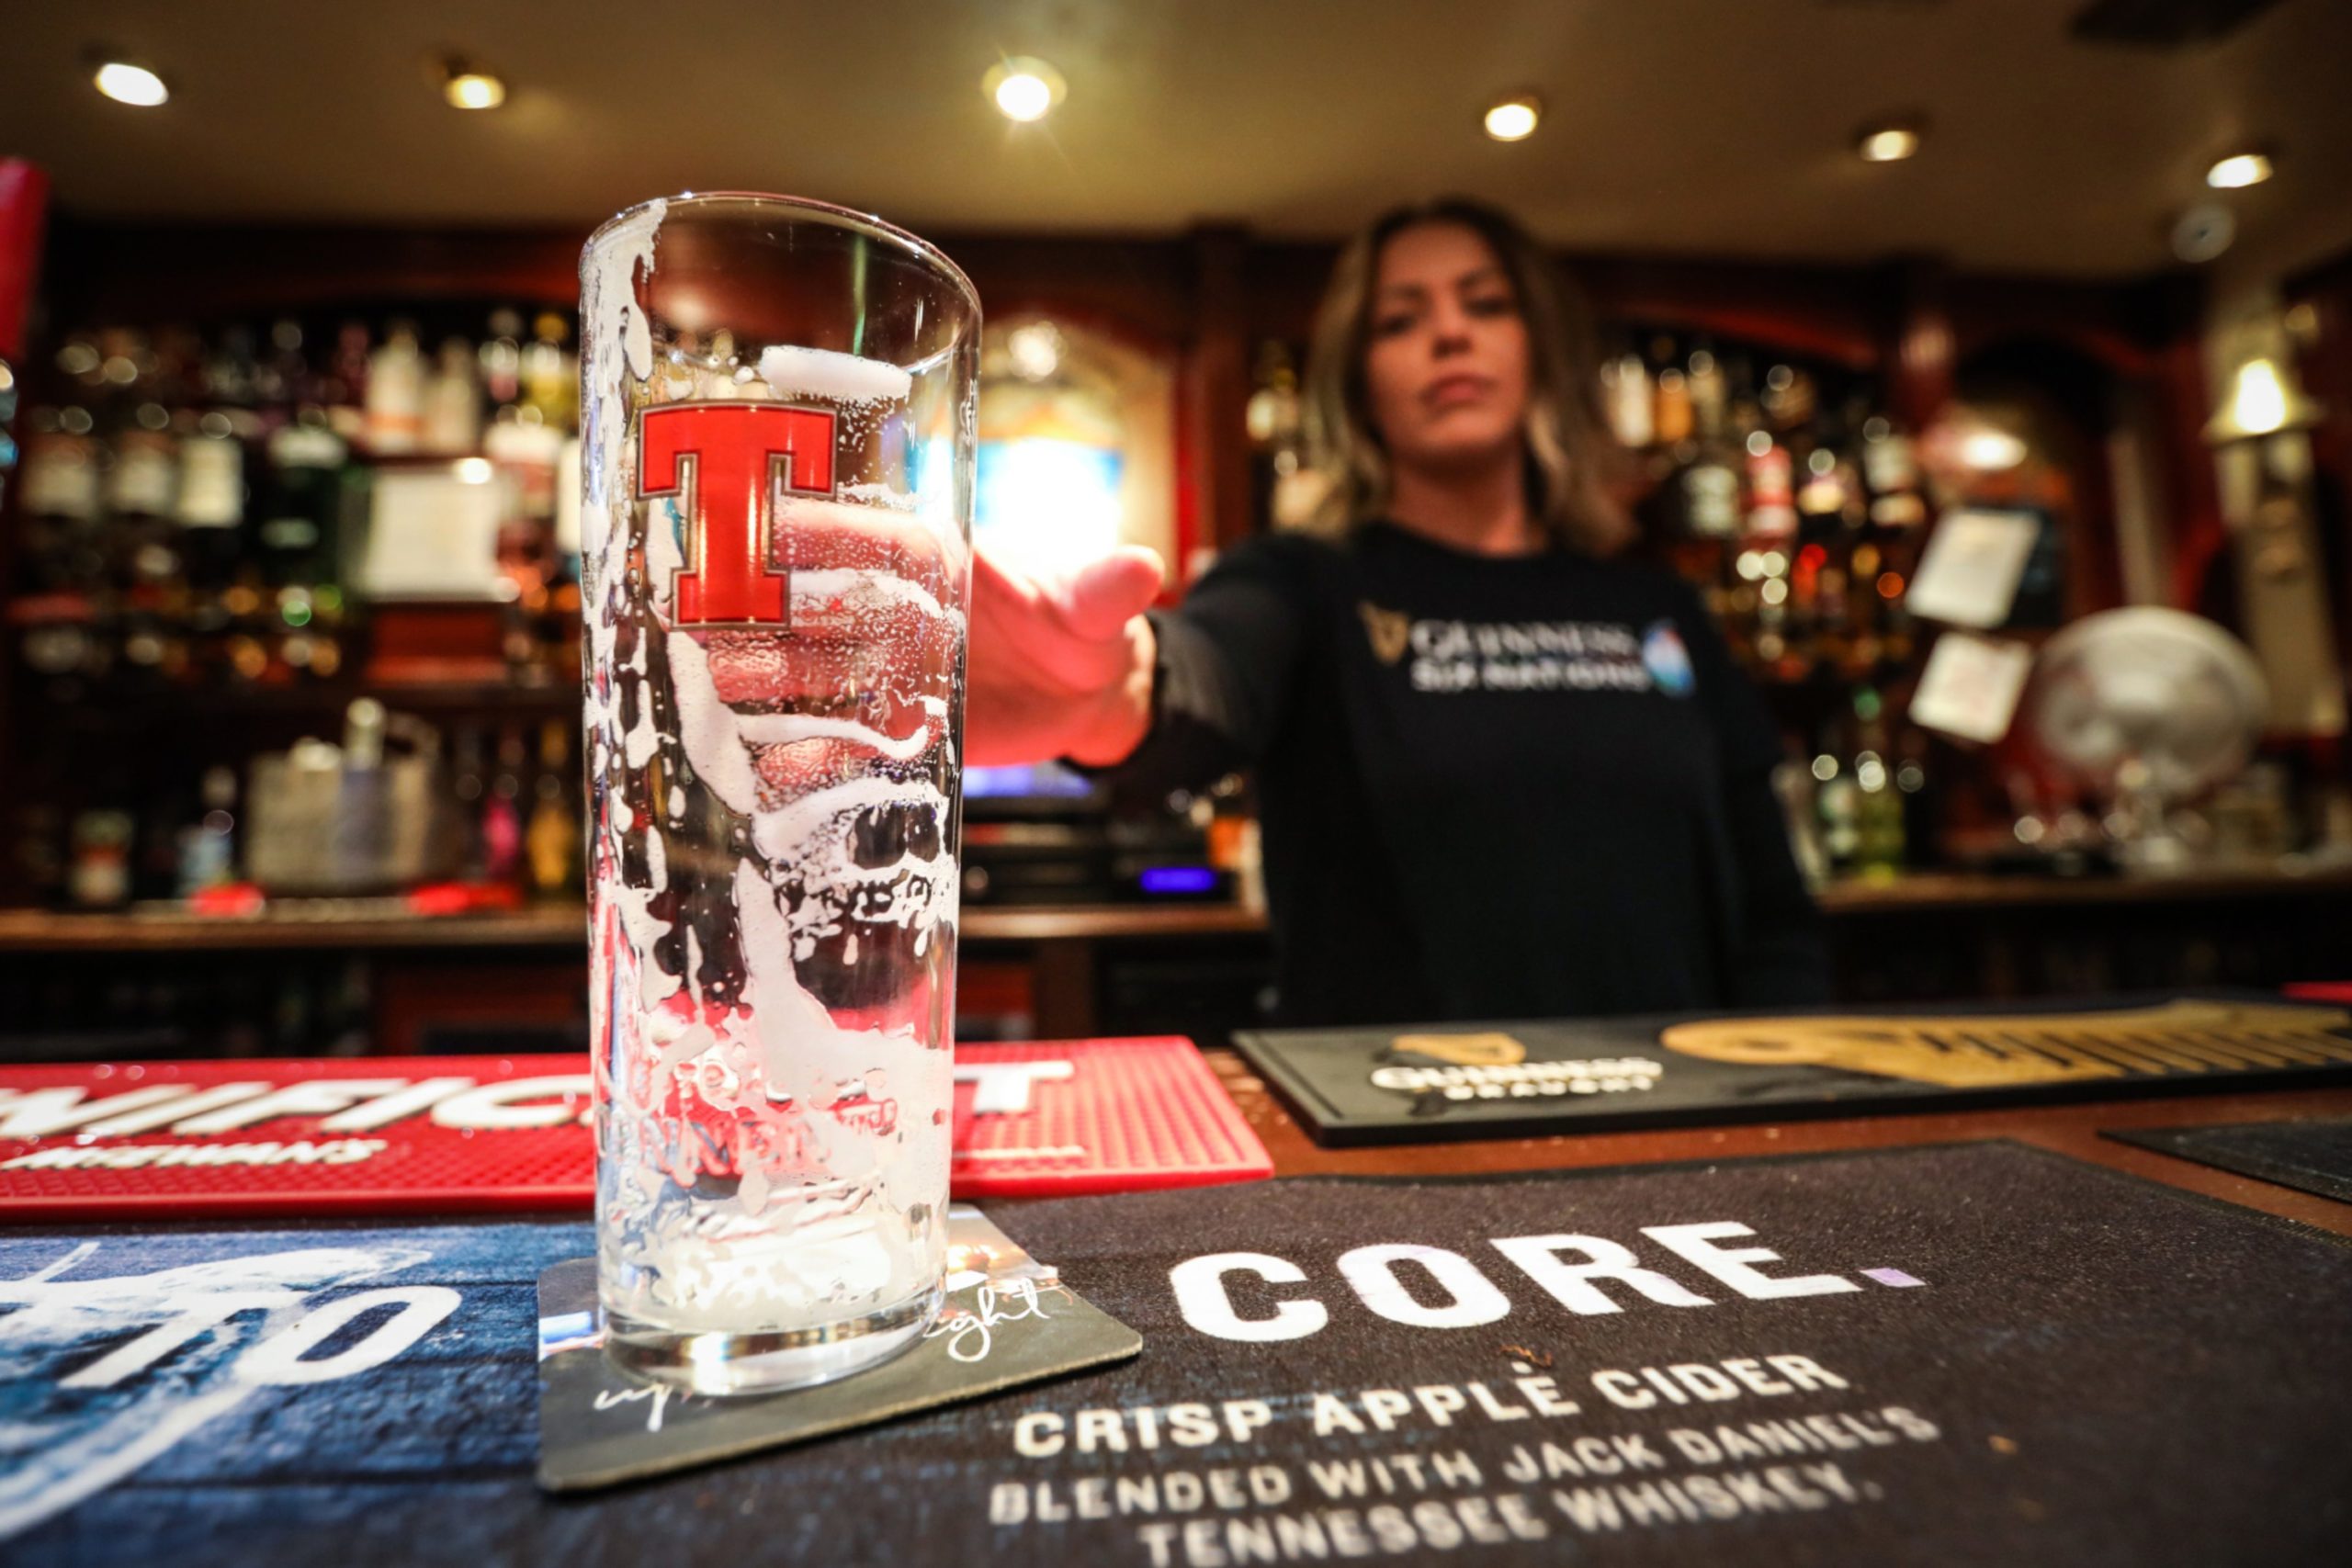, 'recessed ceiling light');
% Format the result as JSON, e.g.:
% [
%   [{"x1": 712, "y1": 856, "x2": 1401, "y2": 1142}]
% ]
[
  {"x1": 984, "y1": 58, "x2": 1065, "y2": 123},
  {"x1": 93, "y1": 61, "x2": 169, "y2": 107},
  {"x1": 1857, "y1": 122, "x2": 1922, "y2": 163},
  {"x1": 441, "y1": 58, "x2": 506, "y2": 110},
  {"x1": 2206, "y1": 151, "x2": 2273, "y2": 189},
  {"x1": 1483, "y1": 95, "x2": 1541, "y2": 142}
]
